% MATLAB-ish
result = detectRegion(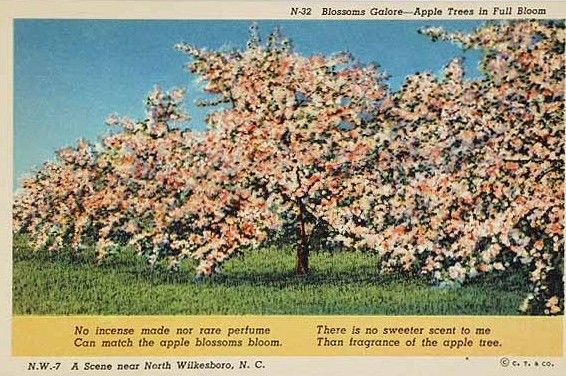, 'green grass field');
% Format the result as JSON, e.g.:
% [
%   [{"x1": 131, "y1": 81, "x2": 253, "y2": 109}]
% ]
[{"x1": 13, "y1": 236, "x2": 530, "y2": 315}]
